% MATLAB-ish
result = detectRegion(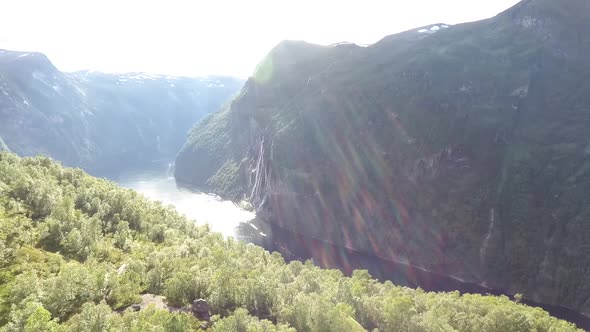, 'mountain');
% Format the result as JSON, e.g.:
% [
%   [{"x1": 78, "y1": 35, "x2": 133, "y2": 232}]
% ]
[
  {"x1": 175, "y1": 0, "x2": 590, "y2": 315},
  {"x1": 0, "y1": 51, "x2": 94, "y2": 169},
  {"x1": 0, "y1": 49, "x2": 243, "y2": 176}
]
